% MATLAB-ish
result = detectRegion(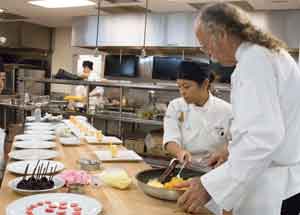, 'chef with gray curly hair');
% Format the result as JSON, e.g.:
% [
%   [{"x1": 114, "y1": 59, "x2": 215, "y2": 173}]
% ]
[{"x1": 175, "y1": 3, "x2": 300, "y2": 215}]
